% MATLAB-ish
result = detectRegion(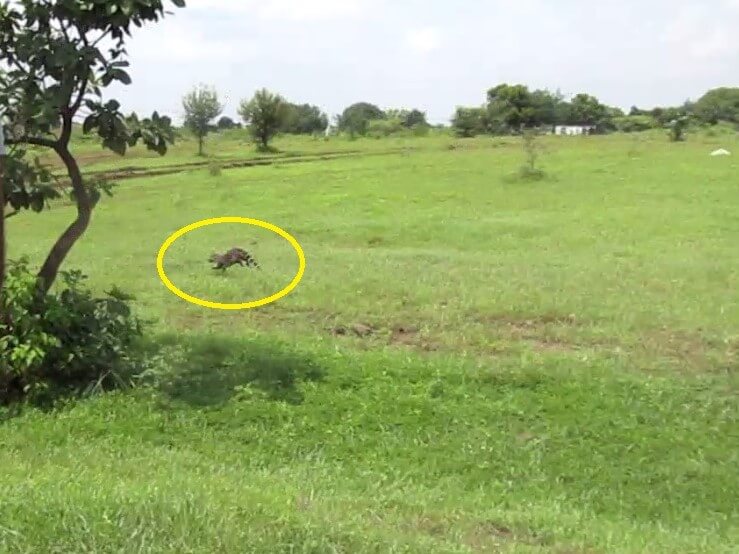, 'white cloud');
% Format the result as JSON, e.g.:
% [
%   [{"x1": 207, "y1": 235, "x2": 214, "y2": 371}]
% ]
[
  {"x1": 405, "y1": 27, "x2": 442, "y2": 54},
  {"x1": 189, "y1": 0, "x2": 368, "y2": 21},
  {"x1": 126, "y1": 17, "x2": 258, "y2": 63}
]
